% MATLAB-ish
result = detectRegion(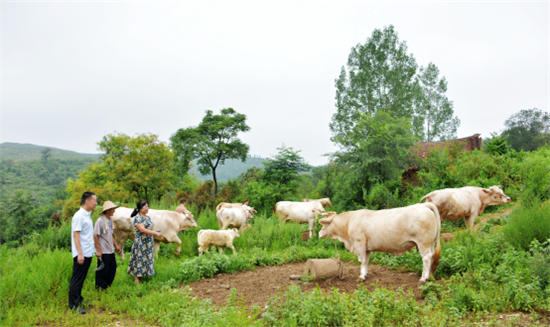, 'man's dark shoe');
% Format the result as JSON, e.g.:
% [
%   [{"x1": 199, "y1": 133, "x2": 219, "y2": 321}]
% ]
[{"x1": 72, "y1": 307, "x2": 87, "y2": 314}]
